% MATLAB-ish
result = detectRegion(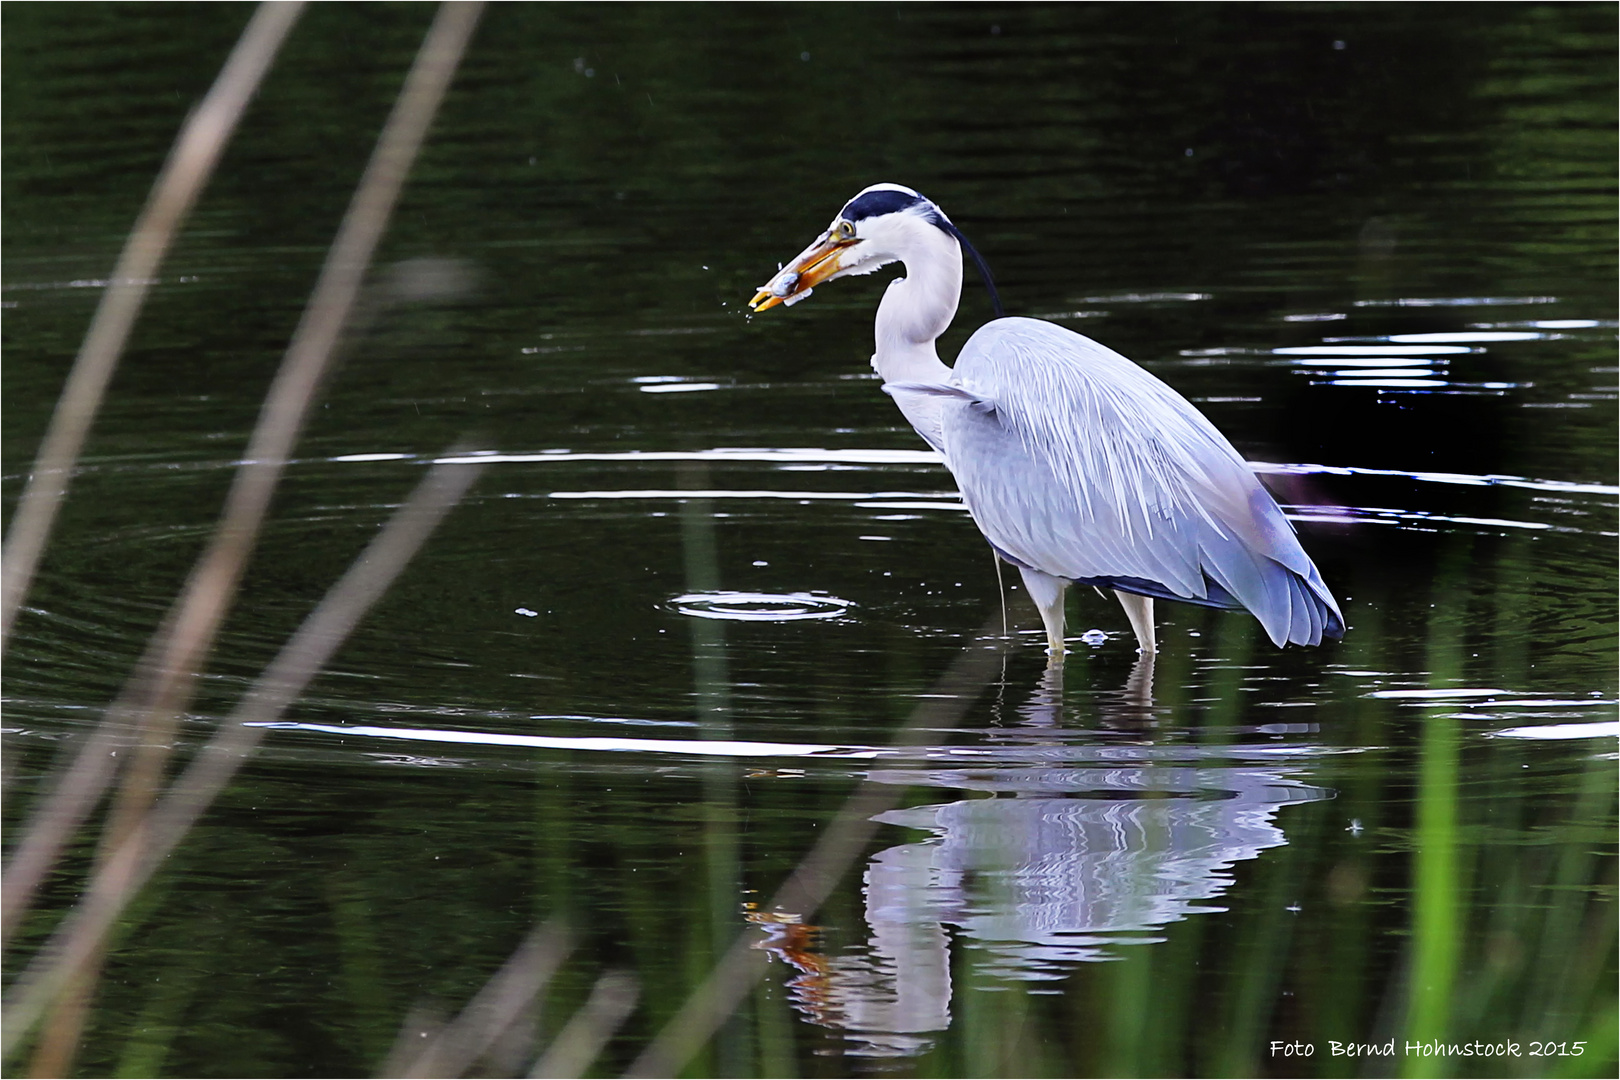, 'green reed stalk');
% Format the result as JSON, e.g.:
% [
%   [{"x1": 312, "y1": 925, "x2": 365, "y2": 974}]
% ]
[{"x1": 1403, "y1": 539, "x2": 1470, "y2": 1077}]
